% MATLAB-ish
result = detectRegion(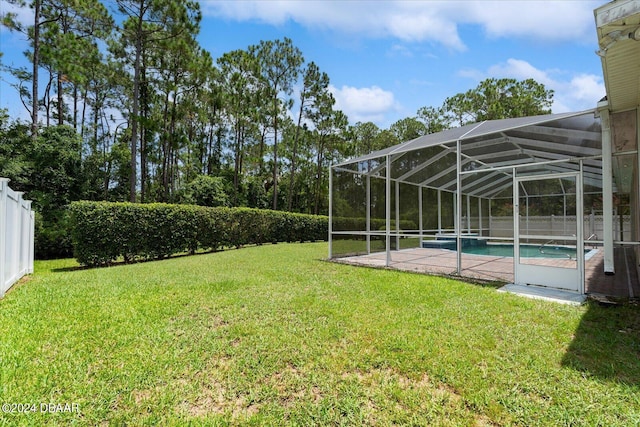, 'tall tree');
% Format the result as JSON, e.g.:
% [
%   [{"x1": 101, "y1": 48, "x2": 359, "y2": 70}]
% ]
[
  {"x1": 3, "y1": 0, "x2": 113, "y2": 139},
  {"x1": 38, "y1": 0, "x2": 112, "y2": 127},
  {"x1": 443, "y1": 92, "x2": 472, "y2": 127},
  {"x1": 346, "y1": 121, "x2": 380, "y2": 158},
  {"x1": 417, "y1": 106, "x2": 450, "y2": 134},
  {"x1": 113, "y1": 0, "x2": 201, "y2": 202},
  {"x1": 32, "y1": 0, "x2": 41, "y2": 137},
  {"x1": 288, "y1": 61, "x2": 330, "y2": 211},
  {"x1": 252, "y1": 37, "x2": 304, "y2": 210},
  {"x1": 153, "y1": 31, "x2": 206, "y2": 200},
  {"x1": 307, "y1": 91, "x2": 347, "y2": 215},
  {"x1": 372, "y1": 129, "x2": 400, "y2": 152},
  {"x1": 2, "y1": 0, "x2": 43, "y2": 138},
  {"x1": 443, "y1": 78, "x2": 554, "y2": 125},
  {"x1": 389, "y1": 117, "x2": 427, "y2": 142},
  {"x1": 203, "y1": 68, "x2": 224, "y2": 176},
  {"x1": 217, "y1": 48, "x2": 260, "y2": 203}
]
